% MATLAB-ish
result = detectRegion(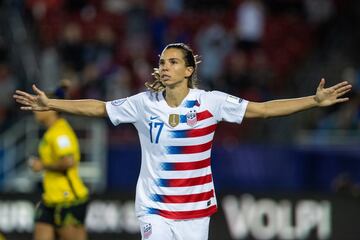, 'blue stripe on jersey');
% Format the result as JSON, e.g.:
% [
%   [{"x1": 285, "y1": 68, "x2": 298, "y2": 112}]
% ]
[
  {"x1": 183, "y1": 100, "x2": 199, "y2": 108},
  {"x1": 150, "y1": 194, "x2": 163, "y2": 202},
  {"x1": 169, "y1": 130, "x2": 187, "y2": 138},
  {"x1": 160, "y1": 162, "x2": 174, "y2": 170},
  {"x1": 147, "y1": 208, "x2": 160, "y2": 214},
  {"x1": 165, "y1": 146, "x2": 183, "y2": 154},
  {"x1": 156, "y1": 178, "x2": 170, "y2": 187}
]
